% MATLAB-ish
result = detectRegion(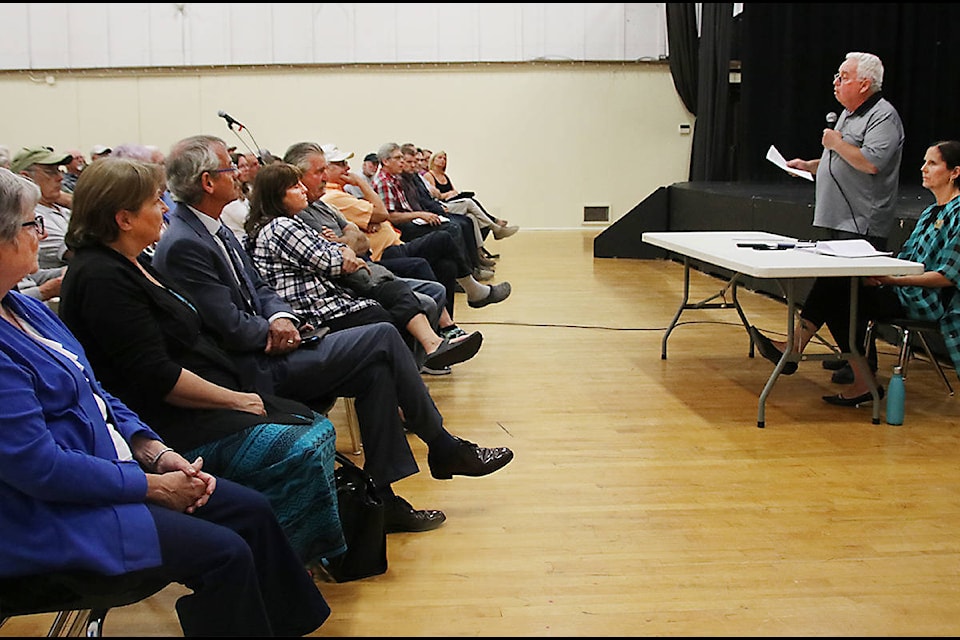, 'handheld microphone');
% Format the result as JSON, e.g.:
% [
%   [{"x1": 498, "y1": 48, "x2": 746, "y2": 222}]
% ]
[
  {"x1": 217, "y1": 110, "x2": 244, "y2": 130},
  {"x1": 825, "y1": 111, "x2": 838, "y2": 129}
]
